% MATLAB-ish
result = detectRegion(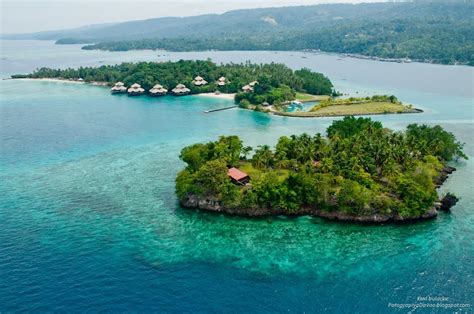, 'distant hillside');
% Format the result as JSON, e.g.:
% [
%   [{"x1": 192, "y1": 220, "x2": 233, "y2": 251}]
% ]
[{"x1": 3, "y1": 2, "x2": 473, "y2": 65}]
